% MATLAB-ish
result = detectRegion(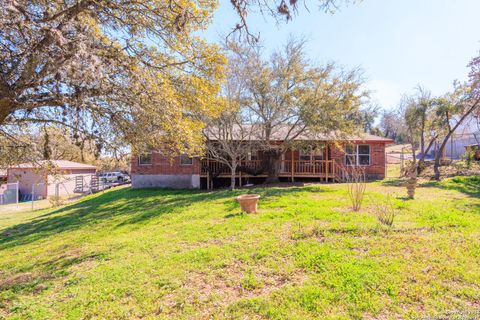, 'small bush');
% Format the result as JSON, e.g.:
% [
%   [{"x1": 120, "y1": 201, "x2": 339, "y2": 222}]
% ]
[
  {"x1": 48, "y1": 195, "x2": 64, "y2": 207},
  {"x1": 462, "y1": 146, "x2": 477, "y2": 169},
  {"x1": 372, "y1": 196, "x2": 397, "y2": 227},
  {"x1": 343, "y1": 167, "x2": 366, "y2": 212}
]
